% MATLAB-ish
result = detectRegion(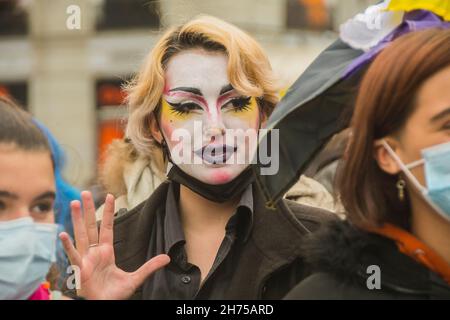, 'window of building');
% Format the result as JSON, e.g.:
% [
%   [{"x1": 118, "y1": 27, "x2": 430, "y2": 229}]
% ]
[
  {"x1": 0, "y1": 82, "x2": 28, "y2": 108},
  {"x1": 96, "y1": 78, "x2": 128, "y2": 163},
  {"x1": 0, "y1": 0, "x2": 28, "y2": 36},
  {"x1": 286, "y1": 0, "x2": 333, "y2": 31},
  {"x1": 96, "y1": 0, "x2": 160, "y2": 31}
]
